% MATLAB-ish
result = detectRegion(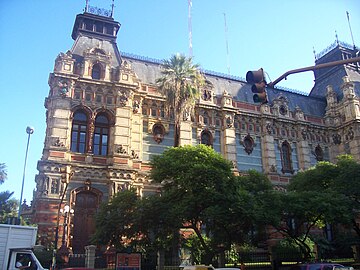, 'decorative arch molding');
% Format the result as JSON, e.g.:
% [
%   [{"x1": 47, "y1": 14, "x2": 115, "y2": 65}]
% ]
[
  {"x1": 90, "y1": 47, "x2": 107, "y2": 55},
  {"x1": 197, "y1": 128, "x2": 215, "y2": 144},
  {"x1": 70, "y1": 184, "x2": 103, "y2": 207},
  {"x1": 94, "y1": 108, "x2": 115, "y2": 125},
  {"x1": 147, "y1": 120, "x2": 170, "y2": 134},
  {"x1": 70, "y1": 105, "x2": 93, "y2": 120},
  {"x1": 200, "y1": 129, "x2": 213, "y2": 146}
]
